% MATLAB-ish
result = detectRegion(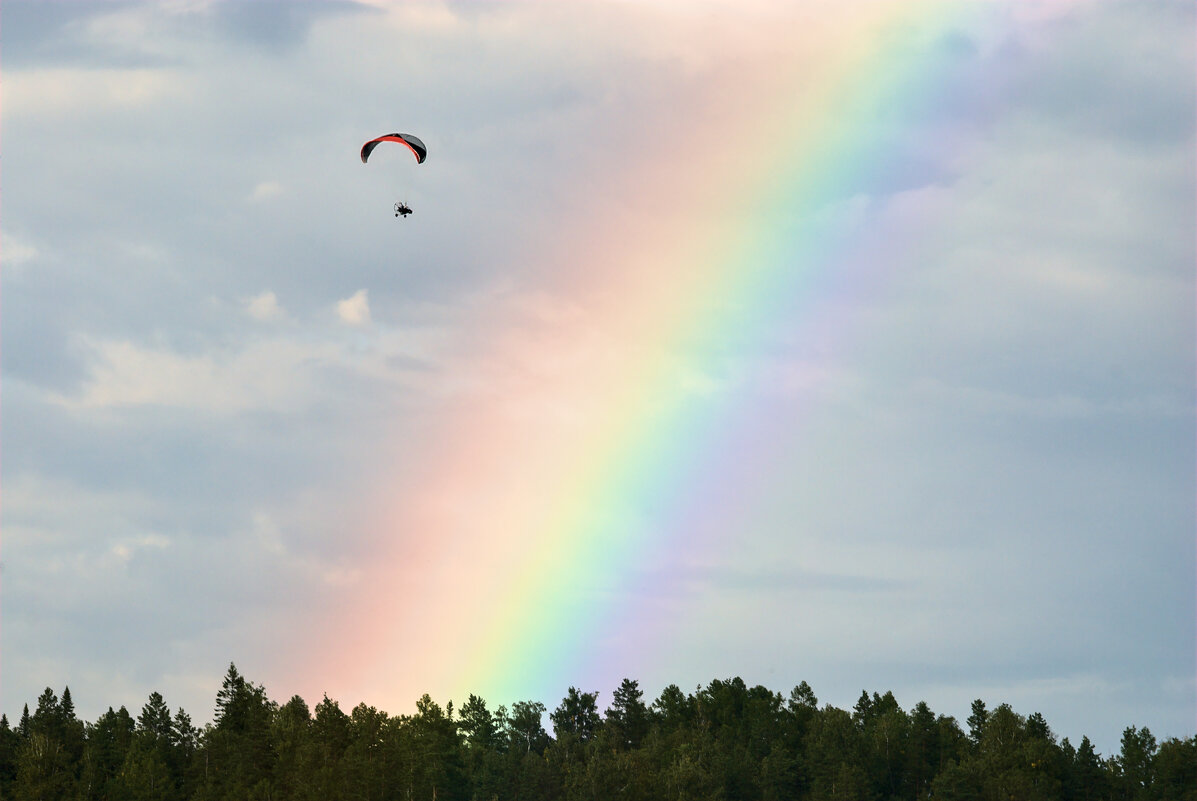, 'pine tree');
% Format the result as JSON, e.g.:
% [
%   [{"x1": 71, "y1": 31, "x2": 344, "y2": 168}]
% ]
[
  {"x1": 0, "y1": 669, "x2": 1190, "y2": 801},
  {"x1": 1115, "y1": 726, "x2": 1157, "y2": 801},
  {"x1": 82, "y1": 706, "x2": 135, "y2": 801},
  {"x1": 851, "y1": 690, "x2": 874, "y2": 729},
  {"x1": 169, "y1": 709, "x2": 200, "y2": 801},
  {"x1": 404, "y1": 695, "x2": 466, "y2": 801},
  {"x1": 1151, "y1": 735, "x2": 1196, "y2": 801},
  {"x1": 605, "y1": 678, "x2": 649, "y2": 751},
  {"x1": 1065, "y1": 735, "x2": 1110, "y2": 801},
  {"x1": 136, "y1": 693, "x2": 172, "y2": 746},
  {"x1": 787, "y1": 681, "x2": 818, "y2": 712},
  {"x1": 0, "y1": 714, "x2": 19, "y2": 799},
  {"x1": 303, "y1": 694, "x2": 350, "y2": 799},
  {"x1": 269, "y1": 696, "x2": 309, "y2": 801},
  {"x1": 458, "y1": 694, "x2": 498, "y2": 750},
  {"x1": 203, "y1": 664, "x2": 276, "y2": 800},
  {"x1": 651, "y1": 684, "x2": 693, "y2": 733},
  {"x1": 16, "y1": 687, "x2": 77, "y2": 801},
  {"x1": 966, "y1": 698, "x2": 988, "y2": 747},
  {"x1": 344, "y1": 703, "x2": 390, "y2": 801},
  {"x1": 906, "y1": 701, "x2": 938, "y2": 798}
]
